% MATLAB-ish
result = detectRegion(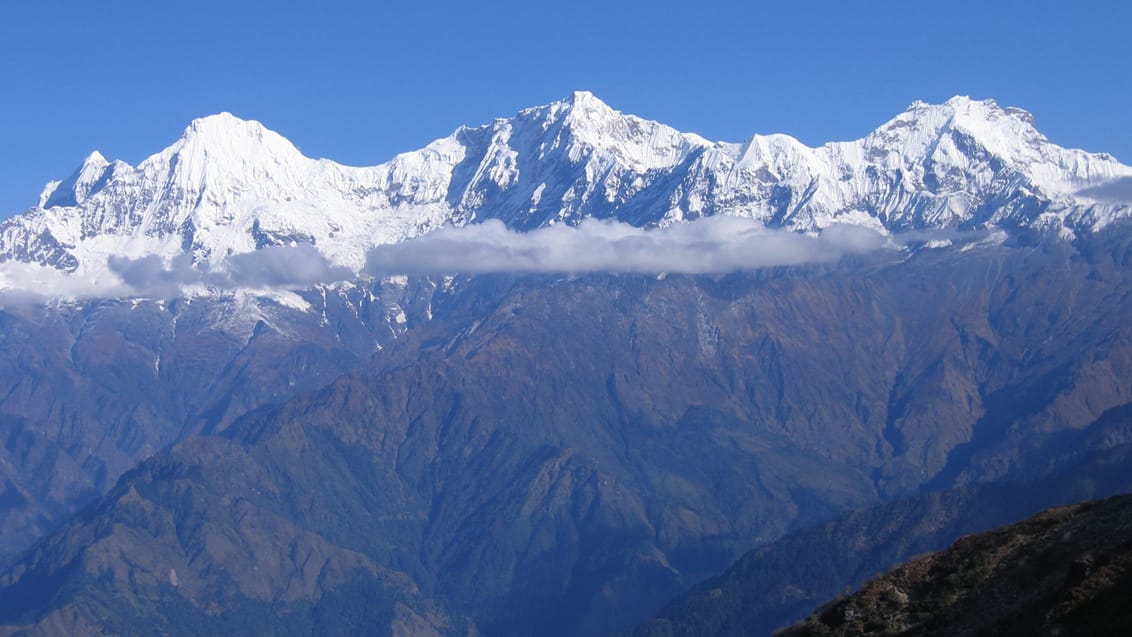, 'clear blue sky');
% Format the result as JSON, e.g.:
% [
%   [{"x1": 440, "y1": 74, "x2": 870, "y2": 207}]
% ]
[{"x1": 1, "y1": 0, "x2": 1129, "y2": 218}]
